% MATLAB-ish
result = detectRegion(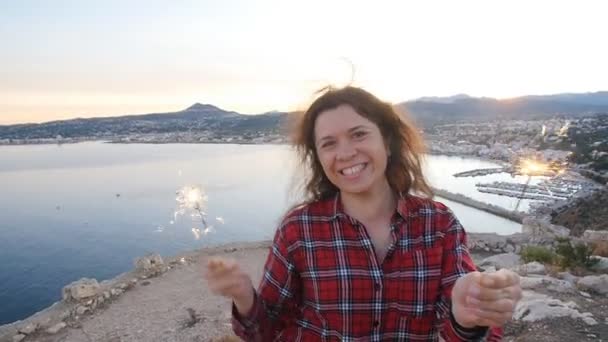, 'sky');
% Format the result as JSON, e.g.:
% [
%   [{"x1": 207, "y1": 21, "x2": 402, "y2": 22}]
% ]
[{"x1": 1, "y1": 0, "x2": 607, "y2": 125}]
